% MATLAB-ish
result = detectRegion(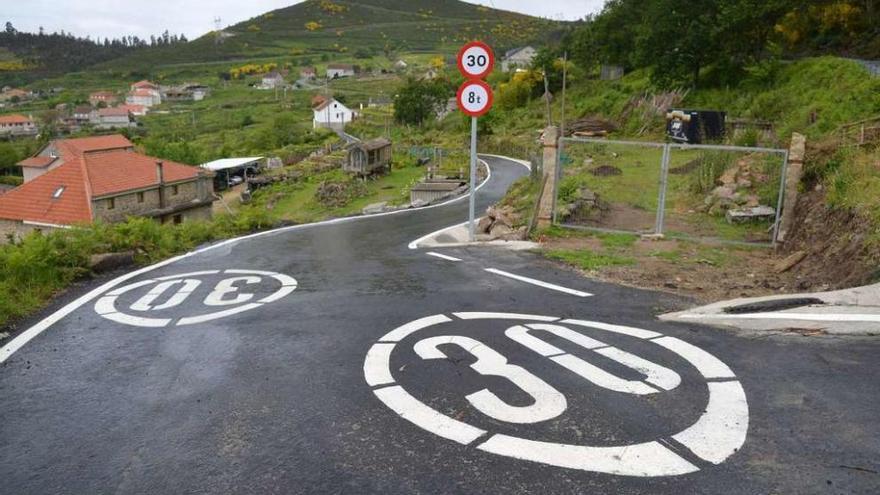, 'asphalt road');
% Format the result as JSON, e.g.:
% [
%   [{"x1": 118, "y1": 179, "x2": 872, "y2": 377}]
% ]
[{"x1": 1, "y1": 156, "x2": 879, "y2": 494}]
